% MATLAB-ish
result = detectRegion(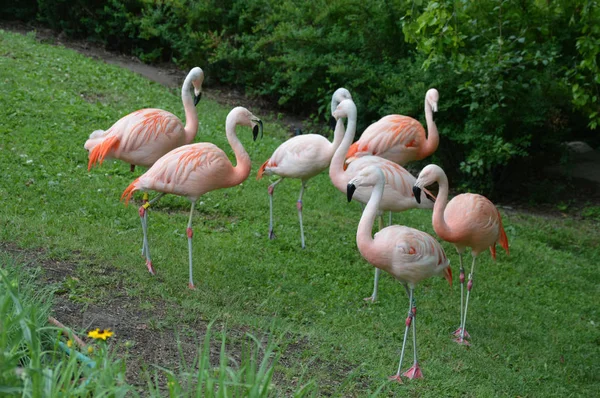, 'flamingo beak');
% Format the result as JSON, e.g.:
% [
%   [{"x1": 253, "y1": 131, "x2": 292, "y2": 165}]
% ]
[
  {"x1": 432, "y1": 102, "x2": 438, "y2": 113},
  {"x1": 413, "y1": 186, "x2": 422, "y2": 204},
  {"x1": 252, "y1": 120, "x2": 263, "y2": 141},
  {"x1": 347, "y1": 183, "x2": 356, "y2": 202},
  {"x1": 329, "y1": 115, "x2": 337, "y2": 130},
  {"x1": 194, "y1": 92, "x2": 202, "y2": 106},
  {"x1": 445, "y1": 266, "x2": 453, "y2": 287}
]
